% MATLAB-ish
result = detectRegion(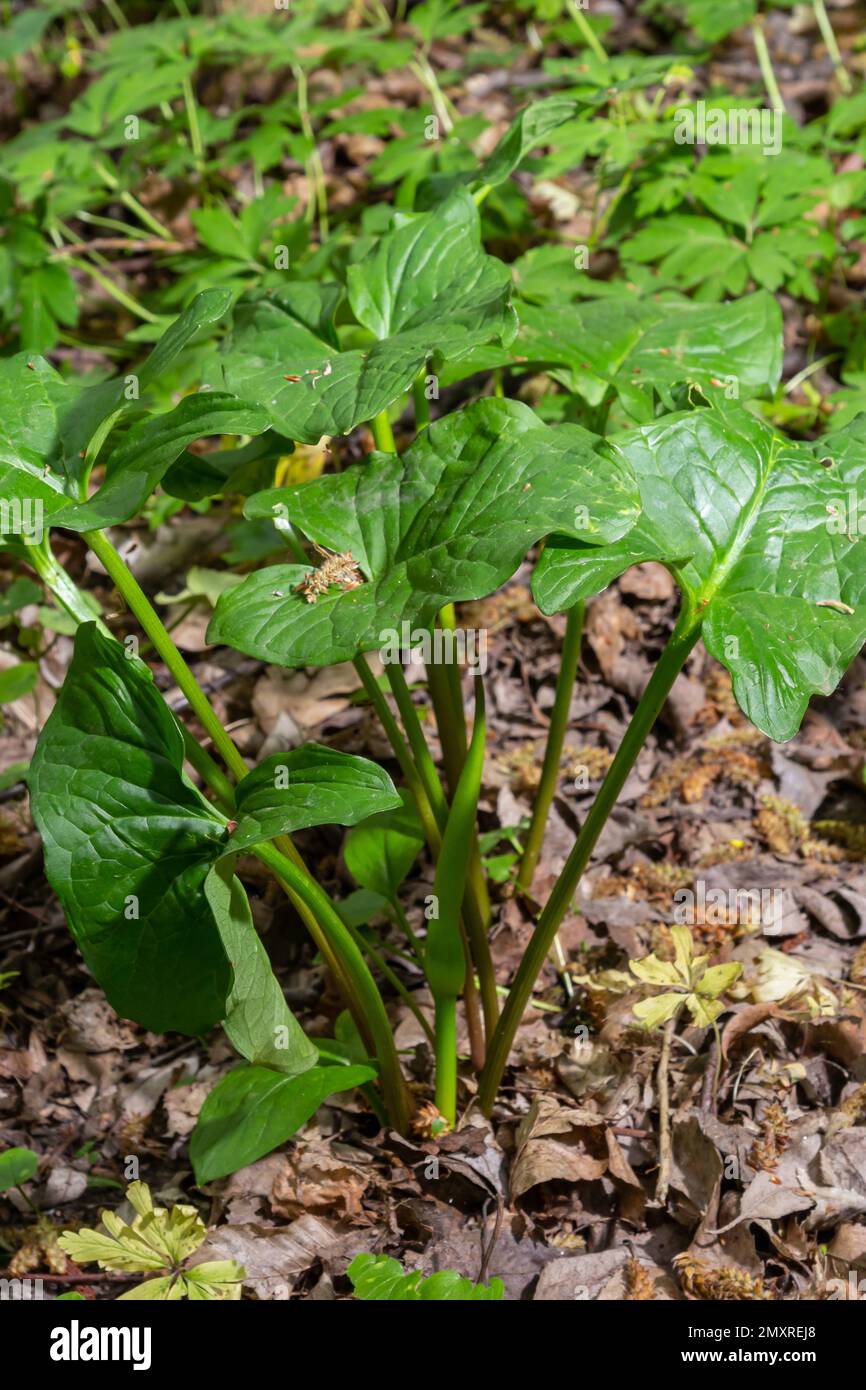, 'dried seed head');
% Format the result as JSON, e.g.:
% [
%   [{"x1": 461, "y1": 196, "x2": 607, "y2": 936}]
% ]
[
  {"x1": 623, "y1": 1256, "x2": 656, "y2": 1301},
  {"x1": 673, "y1": 1253, "x2": 772, "y2": 1301},
  {"x1": 294, "y1": 547, "x2": 364, "y2": 604}
]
